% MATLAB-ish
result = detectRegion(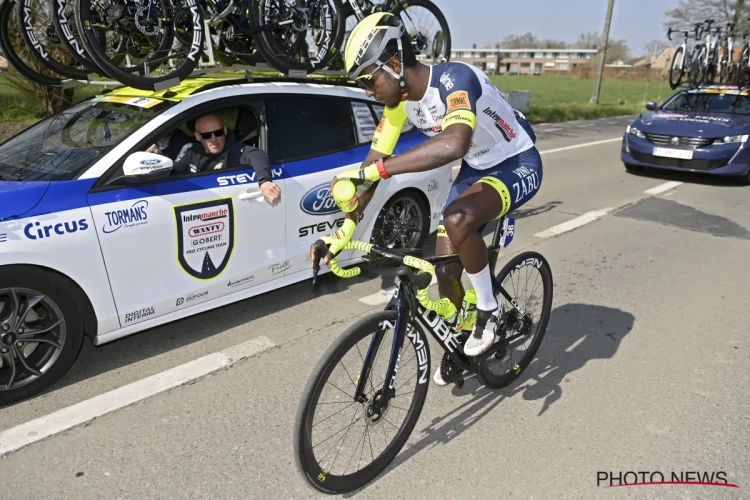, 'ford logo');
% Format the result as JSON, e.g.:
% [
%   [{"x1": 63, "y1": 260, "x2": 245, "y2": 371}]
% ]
[
  {"x1": 140, "y1": 158, "x2": 161, "y2": 165},
  {"x1": 300, "y1": 182, "x2": 341, "y2": 215}
]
